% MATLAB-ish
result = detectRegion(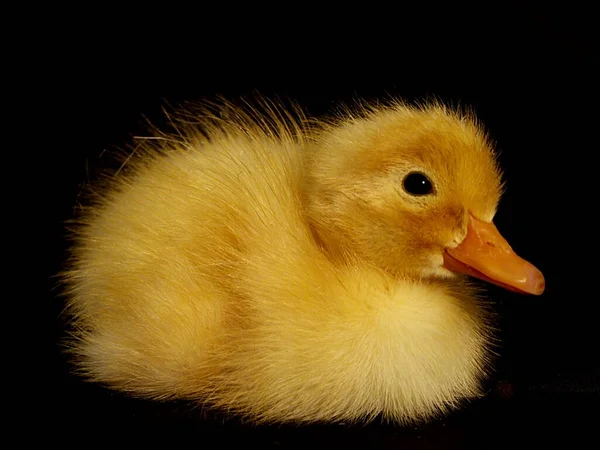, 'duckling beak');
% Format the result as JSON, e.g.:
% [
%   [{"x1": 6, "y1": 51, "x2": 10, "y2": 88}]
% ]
[{"x1": 443, "y1": 214, "x2": 545, "y2": 295}]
